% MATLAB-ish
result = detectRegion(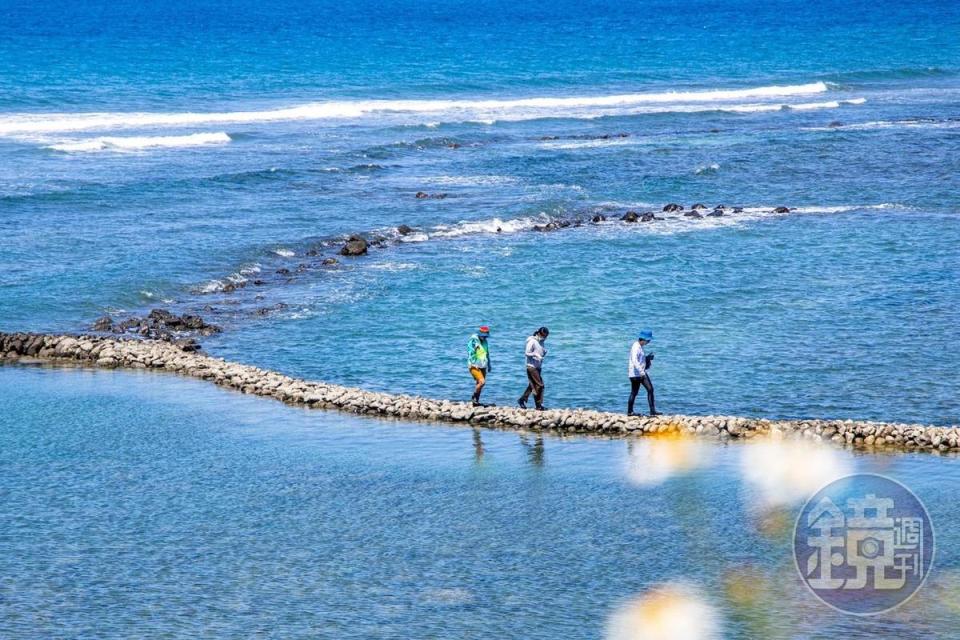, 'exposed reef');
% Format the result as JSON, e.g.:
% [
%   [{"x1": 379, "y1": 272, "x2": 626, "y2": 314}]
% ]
[{"x1": 80, "y1": 201, "x2": 815, "y2": 347}]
